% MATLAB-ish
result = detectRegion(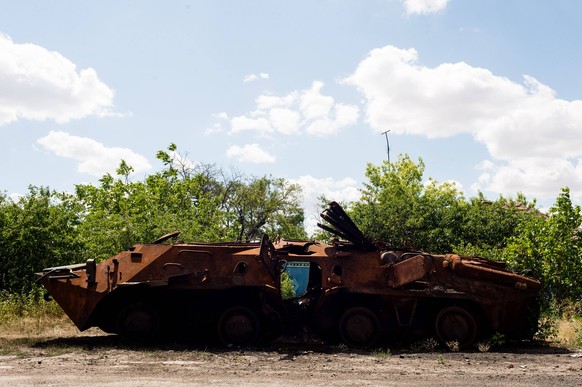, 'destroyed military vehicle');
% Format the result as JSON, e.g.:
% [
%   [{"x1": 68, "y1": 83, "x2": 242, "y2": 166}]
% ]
[{"x1": 36, "y1": 202, "x2": 541, "y2": 348}]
